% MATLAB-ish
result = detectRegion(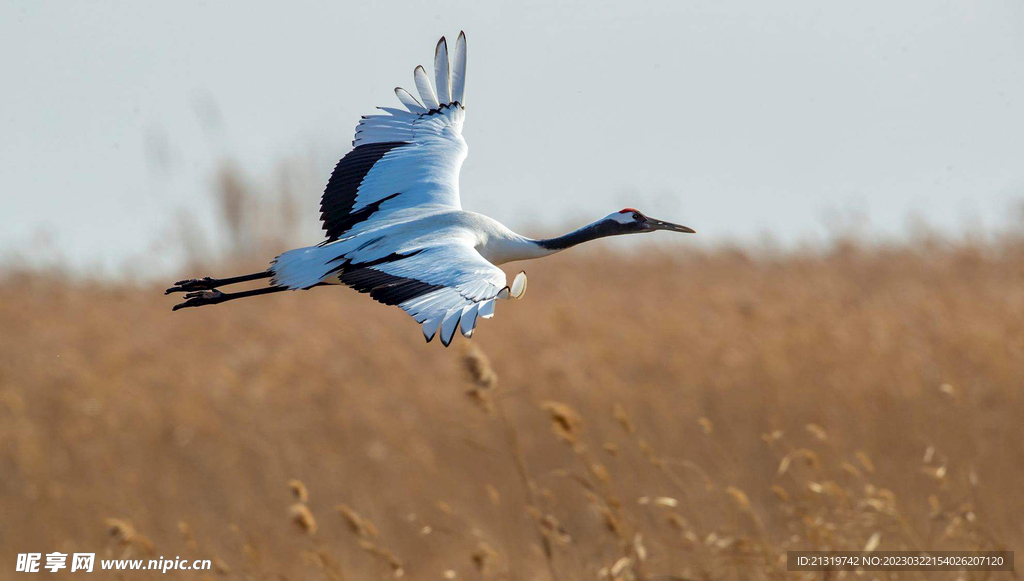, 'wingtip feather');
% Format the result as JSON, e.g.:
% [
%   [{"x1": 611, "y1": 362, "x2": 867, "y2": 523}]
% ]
[
  {"x1": 394, "y1": 87, "x2": 427, "y2": 113},
  {"x1": 451, "y1": 31, "x2": 467, "y2": 104},
  {"x1": 440, "y1": 330, "x2": 455, "y2": 347},
  {"x1": 422, "y1": 317, "x2": 442, "y2": 343},
  {"x1": 479, "y1": 299, "x2": 496, "y2": 319},
  {"x1": 439, "y1": 308, "x2": 462, "y2": 347},
  {"x1": 413, "y1": 65, "x2": 440, "y2": 109},
  {"x1": 434, "y1": 36, "x2": 451, "y2": 104},
  {"x1": 459, "y1": 304, "x2": 478, "y2": 337}
]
